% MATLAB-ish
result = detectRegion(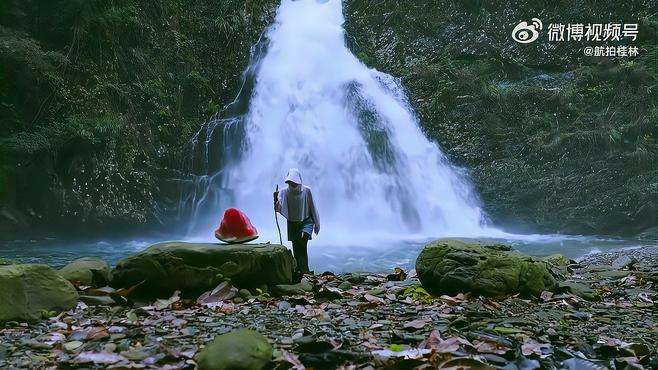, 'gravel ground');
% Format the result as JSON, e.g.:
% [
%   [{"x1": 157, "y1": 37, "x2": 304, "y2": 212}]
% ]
[{"x1": 1, "y1": 247, "x2": 656, "y2": 369}]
